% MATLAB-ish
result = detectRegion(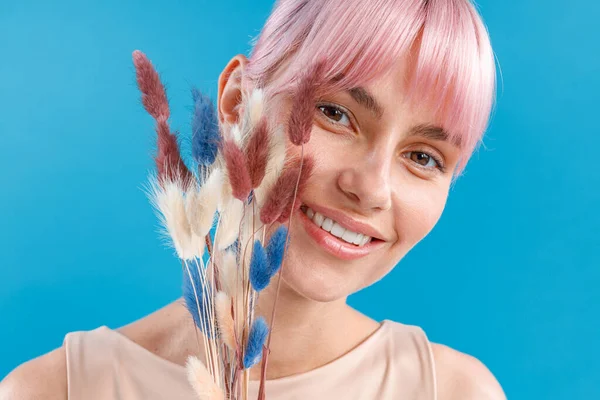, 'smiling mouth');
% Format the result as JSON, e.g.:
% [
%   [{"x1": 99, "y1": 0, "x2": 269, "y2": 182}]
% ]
[{"x1": 299, "y1": 205, "x2": 378, "y2": 247}]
